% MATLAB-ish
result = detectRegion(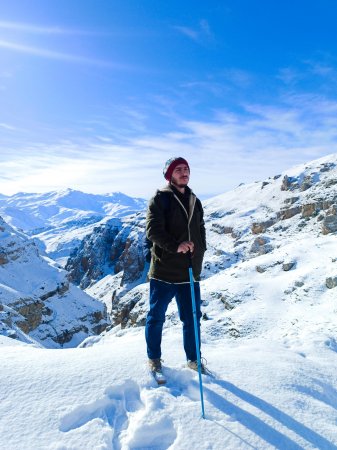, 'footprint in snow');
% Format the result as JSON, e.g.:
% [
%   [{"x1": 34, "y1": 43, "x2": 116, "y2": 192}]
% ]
[
  {"x1": 59, "y1": 379, "x2": 143, "y2": 449},
  {"x1": 121, "y1": 388, "x2": 177, "y2": 450},
  {"x1": 60, "y1": 379, "x2": 178, "y2": 449}
]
